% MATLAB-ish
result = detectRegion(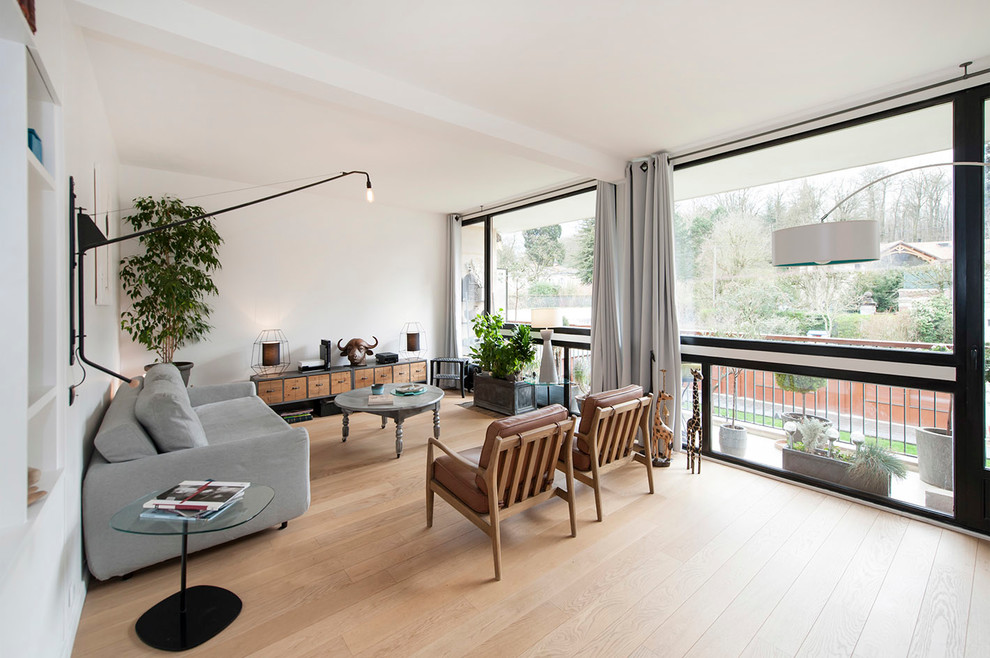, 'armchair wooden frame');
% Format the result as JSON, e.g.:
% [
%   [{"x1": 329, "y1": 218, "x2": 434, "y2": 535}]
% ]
[
  {"x1": 574, "y1": 394, "x2": 654, "y2": 521},
  {"x1": 426, "y1": 418, "x2": 577, "y2": 581}
]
